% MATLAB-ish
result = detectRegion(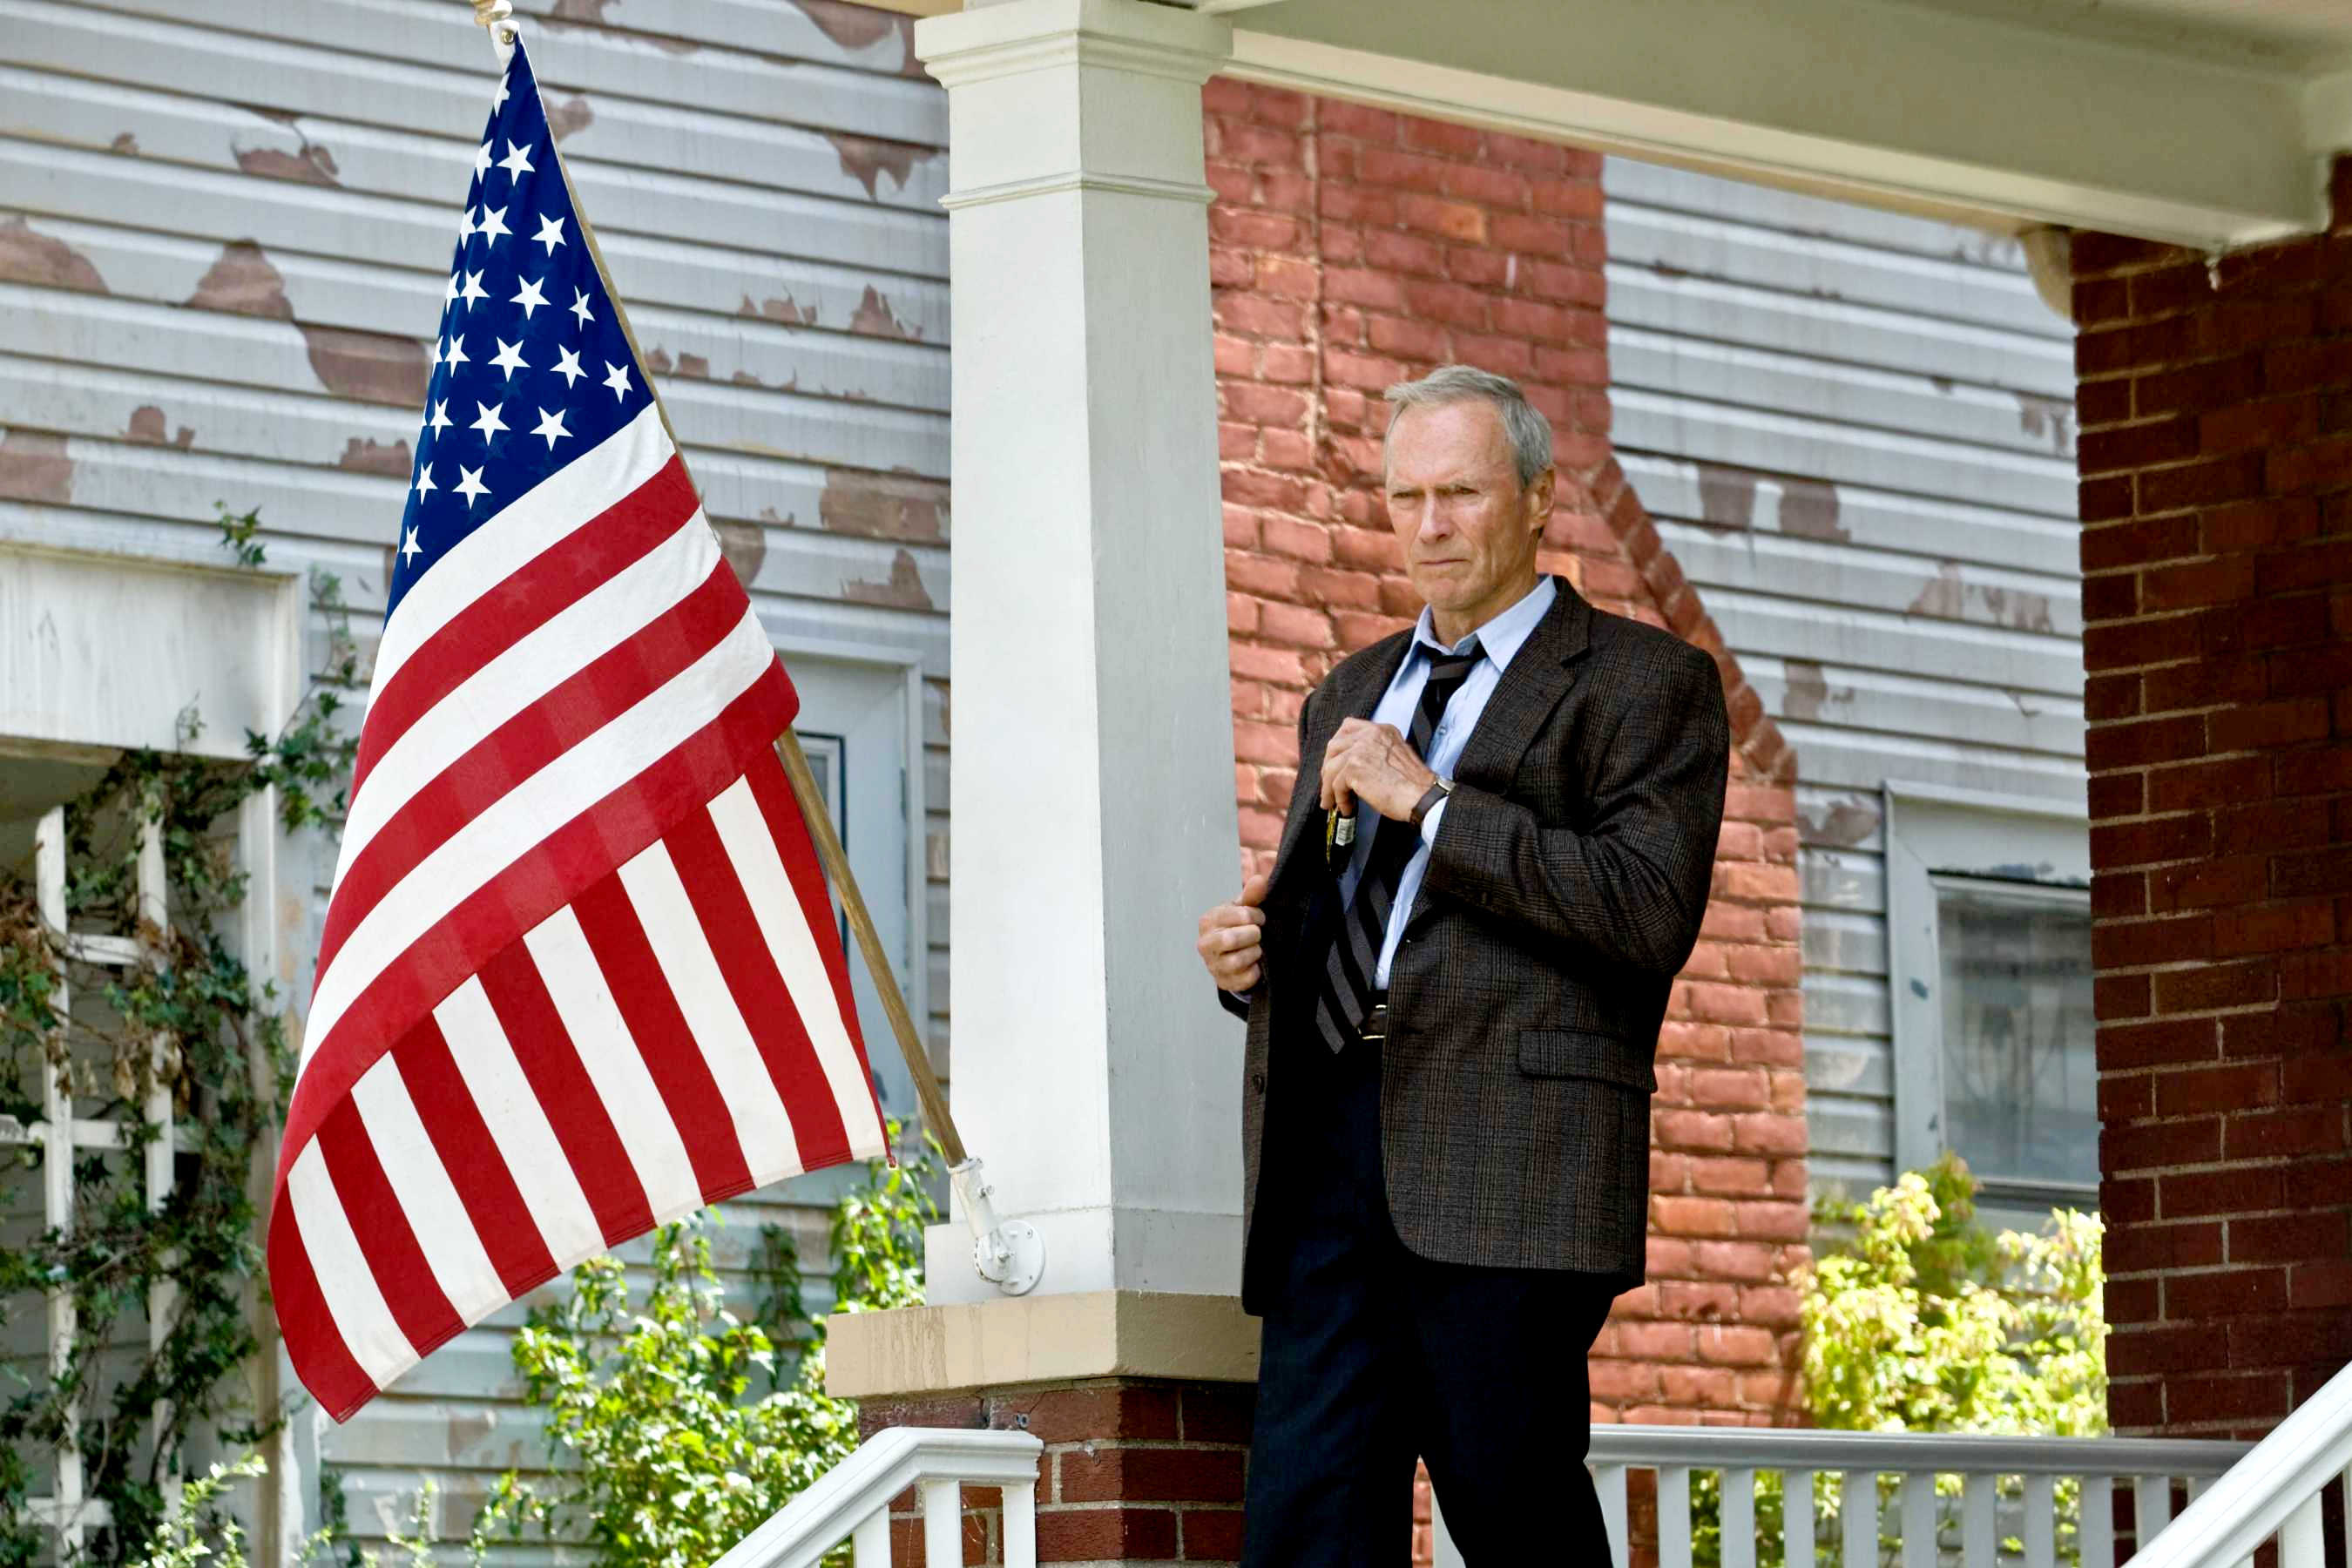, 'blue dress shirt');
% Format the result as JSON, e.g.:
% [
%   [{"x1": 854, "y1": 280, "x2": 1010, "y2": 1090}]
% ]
[{"x1": 1340, "y1": 576, "x2": 1558, "y2": 989}]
